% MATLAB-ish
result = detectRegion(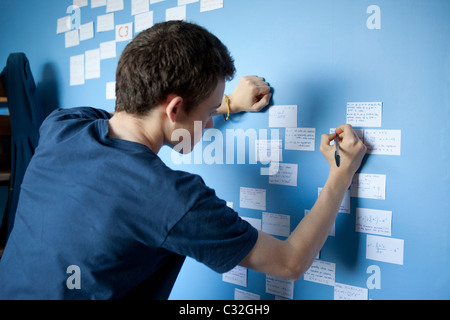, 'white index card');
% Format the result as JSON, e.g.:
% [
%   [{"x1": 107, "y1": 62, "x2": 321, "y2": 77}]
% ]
[
  {"x1": 166, "y1": 5, "x2": 187, "y2": 21},
  {"x1": 70, "y1": 55, "x2": 85, "y2": 86},
  {"x1": 150, "y1": 0, "x2": 165, "y2": 3},
  {"x1": 269, "y1": 105, "x2": 297, "y2": 128},
  {"x1": 240, "y1": 187, "x2": 266, "y2": 211},
  {"x1": 285, "y1": 128, "x2": 315, "y2": 151},
  {"x1": 97, "y1": 13, "x2": 115, "y2": 32},
  {"x1": 74, "y1": 0, "x2": 88, "y2": 7},
  {"x1": 234, "y1": 288, "x2": 260, "y2": 300},
  {"x1": 135, "y1": 11, "x2": 153, "y2": 33},
  {"x1": 351, "y1": 173, "x2": 386, "y2": 200},
  {"x1": 116, "y1": 23, "x2": 133, "y2": 42},
  {"x1": 334, "y1": 283, "x2": 368, "y2": 300},
  {"x1": 223, "y1": 266, "x2": 247, "y2": 287},
  {"x1": 256, "y1": 140, "x2": 282, "y2": 163},
  {"x1": 364, "y1": 129, "x2": 401, "y2": 155},
  {"x1": 356, "y1": 208, "x2": 392, "y2": 236},
  {"x1": 347, "y1": 102, "x2": 382, "y2": 127},
  {"x1": 92, "y1": 0, "x2": 107, "y2": 8},
  {"x1": 319, "y1": 187, "x2": 350, "y2": 213},
  {"x1": 85, "y1": 49, "x2": 101, "y2": 80},
  {"x1": 265, "y1": 274, "x2": 294, "y2": 299},
  {"x1": 242, "y1": 217, "x2": 262, "y2": 231},
  {"x1": 262, "y1": 212, "x2": 290, "y2": 237},
  {"x1": 303, "y1": 260, "x2": 336, "y2": 286},
  {"x1": 100, "y1": 40, "x2": 116, "y2": 59},
  {"x1": 79, "y1": 22, "x2": 94, "y2": 41},
  {"x1": 269, "y1": 163, "x2": 298, "y2": 187},
  {"x1": 106, "y1": 82, "x2": 116, "y2": 100},
  {"x1": 65, "y1": 29, "x2": 80, "y2": 48},
  {"x1": 179, "y1": 0, "x2": 199, "y2": 5},
  {"x1": 200, "y1": 0, "x2": 223, "y2": 12},
  {"x1": 366, "y1": 234, "x2": 404, "y2": 265},
  {"x1": 106, "y1": 0, "x2": 124, "y2": 13},
  {"x1": 57, "y1": 16, "x2": 72, "y2": 34},
  {"x1": 132, "y1": 0, "x2": 149, "y2": 15}
]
